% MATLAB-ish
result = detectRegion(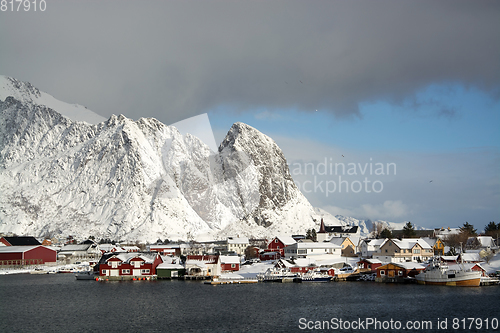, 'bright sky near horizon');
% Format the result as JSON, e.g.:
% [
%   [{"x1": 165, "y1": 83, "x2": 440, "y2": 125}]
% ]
[{"x1": 1, "y1": 0, "x2": 498, "y2": 231}]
